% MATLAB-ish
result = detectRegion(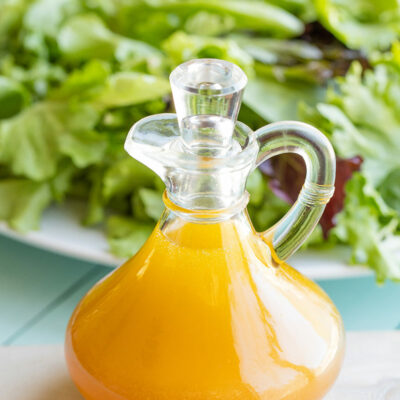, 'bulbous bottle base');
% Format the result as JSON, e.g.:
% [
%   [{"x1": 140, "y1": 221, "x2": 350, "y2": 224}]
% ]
[{"x1": 66, "y1": 220, "x2": 344, "y2": 400}]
